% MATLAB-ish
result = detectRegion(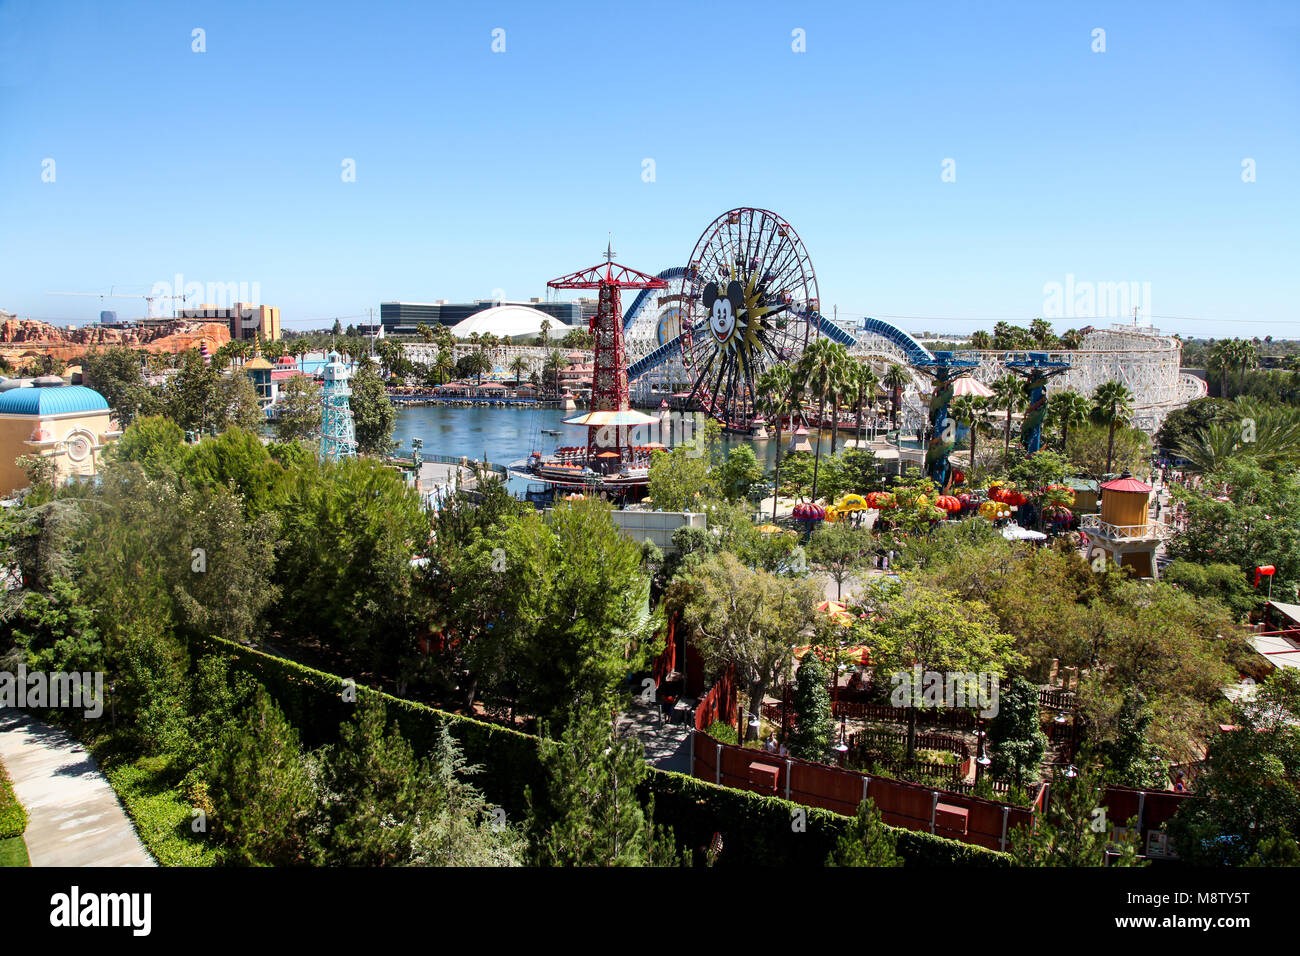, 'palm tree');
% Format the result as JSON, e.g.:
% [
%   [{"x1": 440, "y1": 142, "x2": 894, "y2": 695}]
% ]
[
  {"x1": 949, "y1": 394, "x2": 989, "y2": 470},
  {"x1": 882, "y1": 364, "x2": 909, "y2": 429},
  {"x1": 826, "y1": 343, "x2": 852, "y2": 456},
  {"x1": 970, "y1": 330, "x2": 992, "y2": 350},
  {"x1": 851, "y1": 363, "x2": 880, "y2": 447},
  {"x1": 798, "y1": 337, "x2": 839, "y2": 501},
  {"x1": 509, "y1": 355, "x2": 528, "y2": 385},
  {"x1": 538, "y1": 320, "x2": 552, "y2": 352},
  {"x1": 1047, "y1": 389, "x2": 1091, "y2": 454},
  {"x1": 990, "y1": 374, "x2": 1028, "y2": 466},
  {"x1": 416, "y1": 322, "x2": 434, "y2": 344},
  {"x1": 757, "y1": 365, "x2": 798, "y2": 520},
  {"x1": 1091, "y1": 380, "x2": 1135, "y2": 475},
  {"x1": 433, "y1": 348, "x2": 454, "y2": 385}
]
